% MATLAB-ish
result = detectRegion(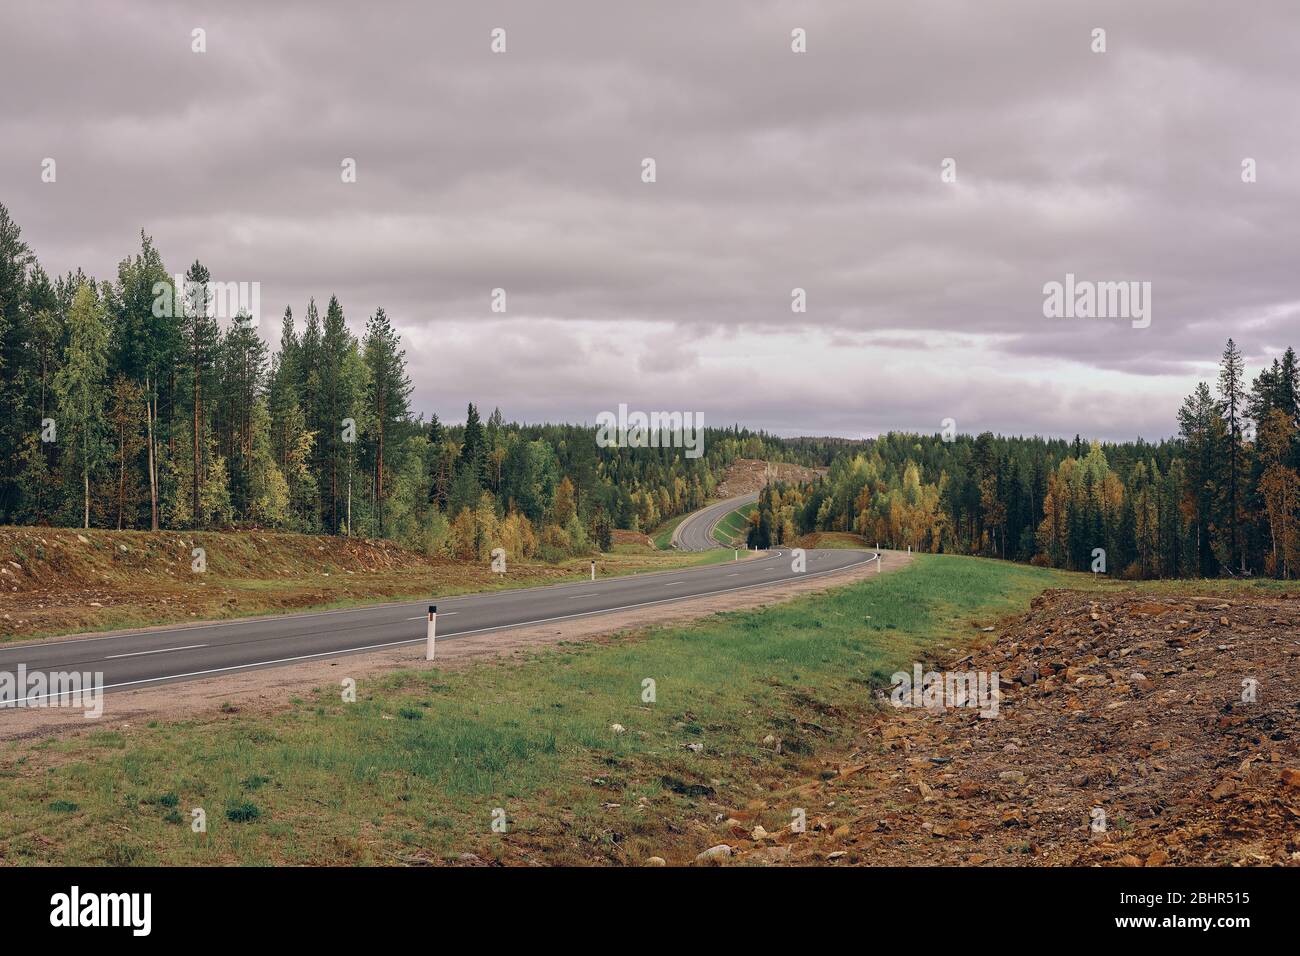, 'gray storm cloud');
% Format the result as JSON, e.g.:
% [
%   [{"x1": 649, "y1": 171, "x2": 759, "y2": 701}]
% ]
[{"x1": 1, "y1": 0, "x2": 1296, "y2": 441}]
